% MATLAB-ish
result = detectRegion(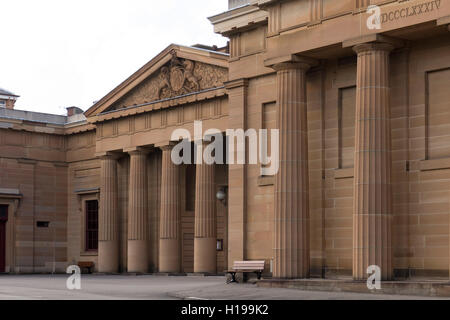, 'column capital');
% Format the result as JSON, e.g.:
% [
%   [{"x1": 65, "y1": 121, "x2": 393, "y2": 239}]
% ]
[
  {"x1": 124, "y1": 146, "x2": 153, "y2": 155},
  {"x1": 436, "y1": 15, "x2": 450, "y2": 29},
  {"x1": 96, "y1": 151, "x2": 123, "y2": 161},
  {"x1": 265, "y1": 54, "x2": 318, "y2": 72},
  {"x1": 343, "y1": 34, "x2": 403, "y2": 54},
  {"x1": 155, "y1": 141, "x2": 179, "y2": 152},
  {"x1": 224, "y1": 78, "x2": 249, "y2": 90},
  {"x1": 194, "y1": 138, "x2": 215, "y2": 147},
  {"x1": 159, "y1": 144, "x2": 177, "y2": 152},
  {"x1": 353, "y1": 42, "x2": 395, "y2": 54}
]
